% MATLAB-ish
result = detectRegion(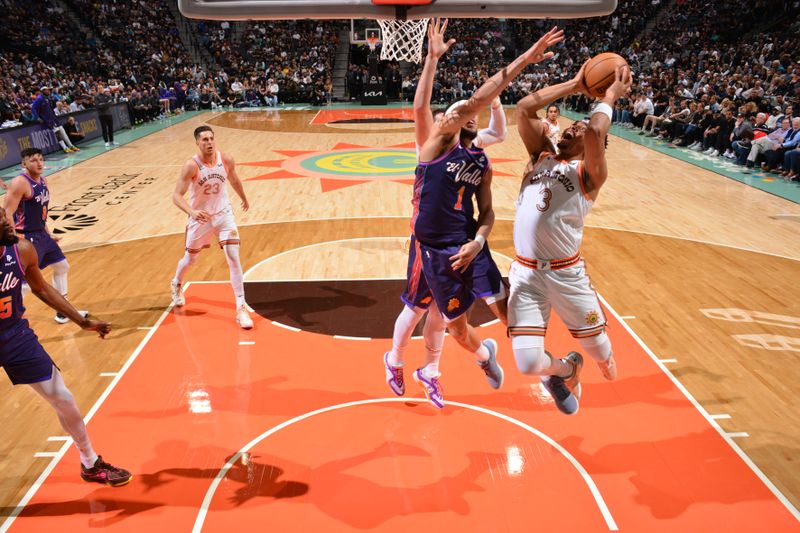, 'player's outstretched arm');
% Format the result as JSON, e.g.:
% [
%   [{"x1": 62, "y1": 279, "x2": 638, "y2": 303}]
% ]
[
  {"x1": 222, "y1": 153, "x2": 249, "y2": 211},
  {"x1": 516, "y1": 61, "x2": 587, "y2": 157},
  {"x1": 414, "y1": 18, "x2": 455, "y2": 149},
  {"x1": 2, "y1": 177, "x2": 28, "y2": 226},
  {"x1": 449, "y1": 168, "x2": 494, "y2": 273},
  {"x1": 434, "y1": 27, "x2": 564, "y2": 139},
  {"x1": 18, "y1": 239, "x2": 111, "y2": 337},
  {"x1": 475, "y1": 97, "x2": 508, "y2": 149},
  {"x1": 173, "y1": 159, "x2": 209, "y2": 222},
  {"x1": 584, "y1": 66, "x2": 632, "y2": 199}
]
